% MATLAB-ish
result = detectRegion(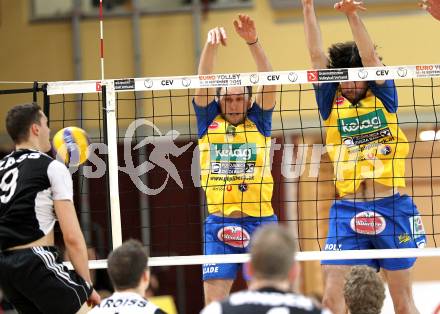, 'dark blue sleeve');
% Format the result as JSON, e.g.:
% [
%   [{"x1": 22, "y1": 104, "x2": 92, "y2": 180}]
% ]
[
  {"x1": 247, "y1": 102, "x2": 273, "y2": 137},
  {"x1": 313, "y1": 83, "x2": 338, "y2": 120},
  {"x1": 192, "y1": 98, "x2": 220, "y2": 138},
  {"x1": 368, "y1": 80, "x2": 398, "y2": 113}
]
